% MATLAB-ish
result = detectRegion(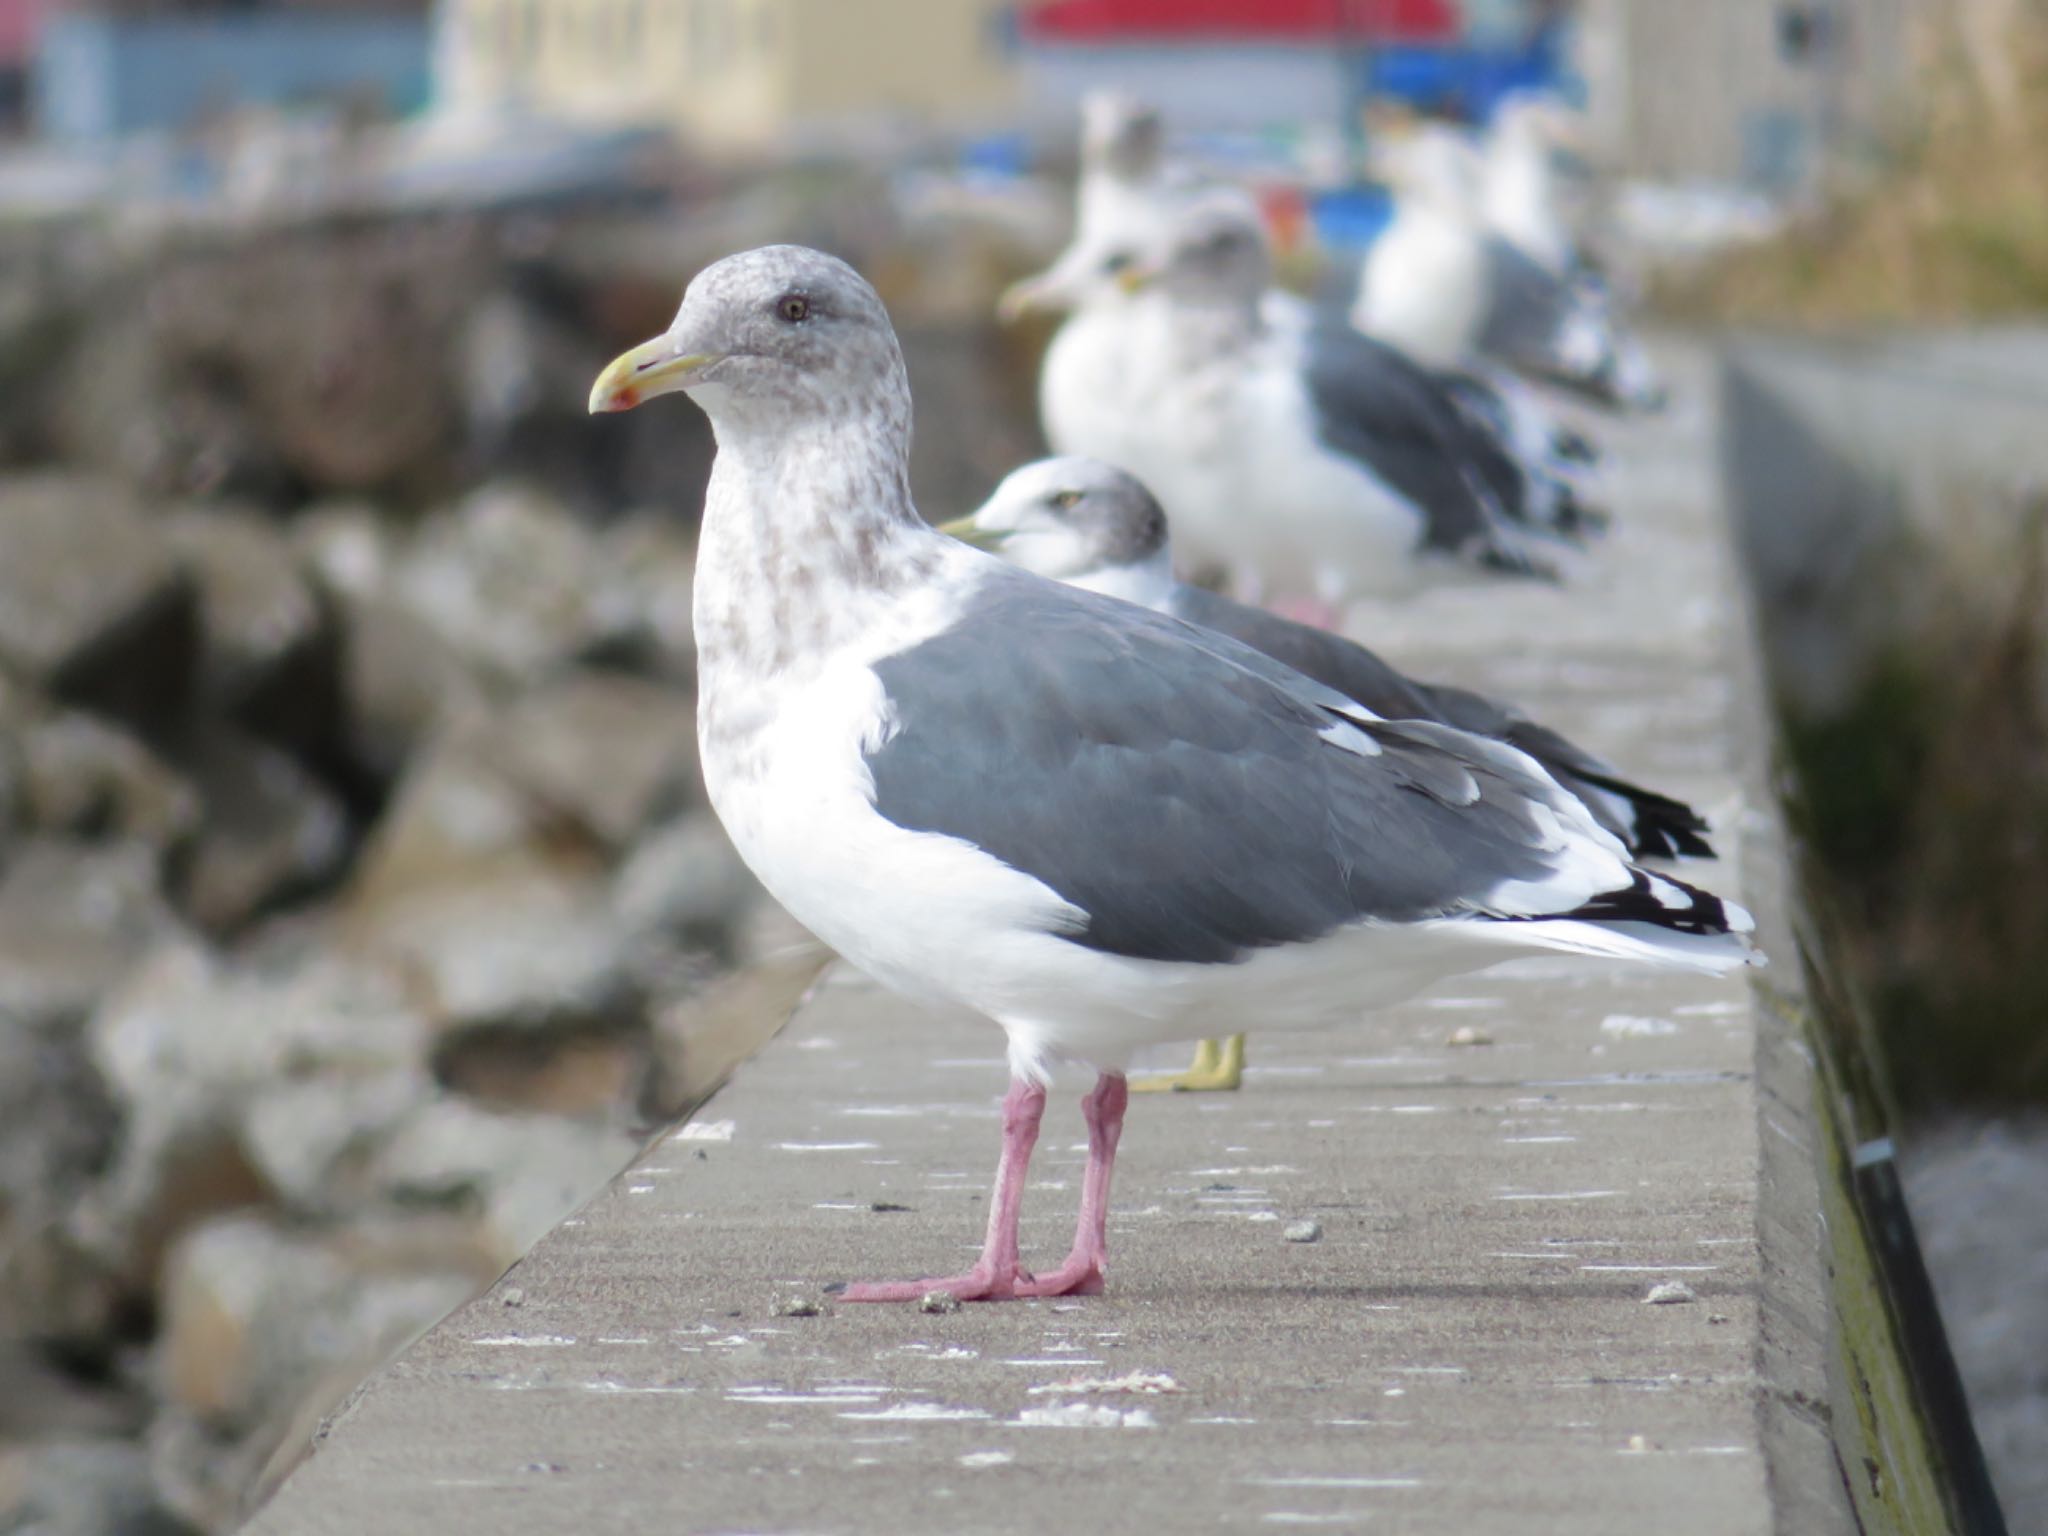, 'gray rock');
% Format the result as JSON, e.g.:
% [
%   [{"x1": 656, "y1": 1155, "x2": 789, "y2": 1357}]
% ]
[
  {"x1": 0, "y1": 840, "x2": 183, "y2": 1033},
  {"x1": 391, "y1": 483, "x2": 610, "y2": 680},
  {"x1": 494, "y1": 673, "x2": 698, "y2": 850},
  {"x1": 236, "y1": 1071, "x2": 433, "y2": 1218},
  {"x1": 16, "y1": 707, "x2": 201, "y2": 859},
  {"x1": 328, "y1": 593, "x2": 487, "y2": 788},
  {"x1": 364, "y1": 1098, "x2": 639, "y2": 1261},
  {"x1": 0, "y1": 1002, "x2": 124, "y2": 1343},
  {"x1": 163, "y1": 505, "x2": 323, "y2": 713},
  {"x1": 0, "y1": 475, "x2": 197, "y2": 736},
  {"x1": 156, "y1": 1213, "x2": 484, "y2": 1433},
  {"x1": 0, "y1": 1438, "x2": 199, "y2": 1536},
  {"x1": 175, "y1": 728, "x2": 350, "y2": 934},
  {"x1": 82, "y1": 940, "x2": 426, "y2": 1285},
  {"x1": 612, "y1": 813, "x2": 757, "y2": 944},
  {"x1": 291, "y1": 501, "x2": 395, "y2": 602},
  {"x1": 589, "y1": 512, "x2": 697, "y2": 680},
  {"x1": 364, "y1": 872, "x2": 639, "y2": 1043}
]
